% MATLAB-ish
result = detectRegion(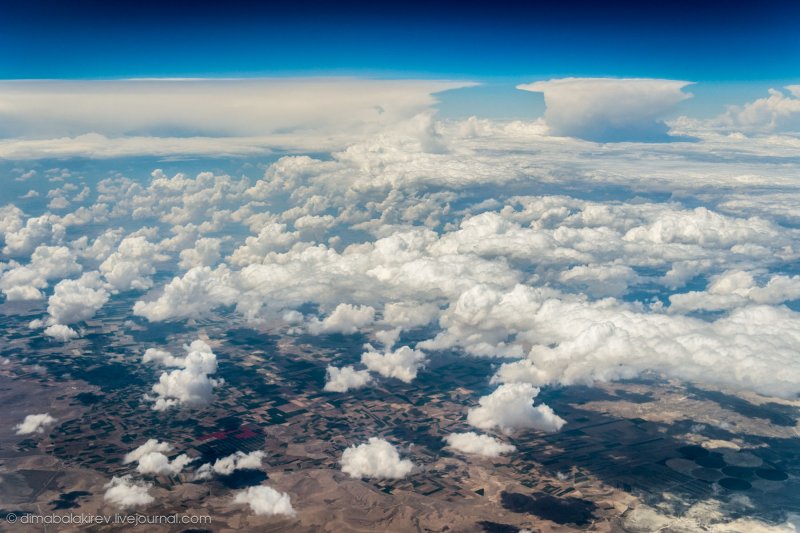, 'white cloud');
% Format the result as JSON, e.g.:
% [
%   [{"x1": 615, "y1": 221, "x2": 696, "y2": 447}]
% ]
[
  {"x1": 123, "y1": 439, "x2": 173, "y2": 464},
  {"x1": 233, "y1": 485, "x2": 295, "y2": 517},
  {"x1": 133, "y1": 266, "x2": 238, "y2": 322},
  {"x1": 714, "y1": 86, "x2": 800, "y2": 134},
  {"x1": 444, "y1": 432, "x2": 516, "y2": 457},
  {"x1": 340, "y1": 437, "x2": 414, "y2": 479},
  {"x1": 324, "y1": 365, "x2": 373, "y2": 392},
  {"x1": 100, "y1": 235, "x2": 167, "y2": 291},
  {"x1": 0, "y1": 78, "x2": 471, "y2": 159},
  {"x1": 103, "y1": 476, "x2": 154, "y2": 509},
  {"x1": 518, "y1": 77, "x2": 692, "y2": 141},
  {"x1": 669, "y1": 270, "x2": 800, "y2": 313},
  {"x1": 2, "y1": 213, "x2": 66, "y2": 256},
  {"x1": 14, "y1": 413, "x2": 56, "y2": 435},
  {"x1": 361, "y1": 345, "x2": 427, "y2": 383},
  {"x1": 381, "y1": 301, "x2": 440, "y2": 329},
  {"x1": 308, "y1": 303, "x2": 376, "y2": 335},
  {"x1": 43, "y1": 323, "x2": 79, "y2": 341},
  {"x1": 178, "y1": 237, "x2": 221, "y2": 270},
  {"x1": 142, "y1": 348, "x2": 185, "y2": 367},
  {"x1": 135, "y1": 452, "x2": 194, "y2": 476},
  {"x1": 467, "y1": 383, "x2": 565, "y2": 434},
  {"x1": 46, "y1": 272, "x2": 109, "y2": 325},
  {"x1": 147, "y1": 340, "x2": 223, "y2": 410},
  {"x1": 123, "y1": 439, "x2": 194, "y2": 476},
  {"x1": 0, "y1": 245, "x2": 81, "y2": 301},
  {"x1": 194, "y1": 450, "x2": 265, "y2": 480}
]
